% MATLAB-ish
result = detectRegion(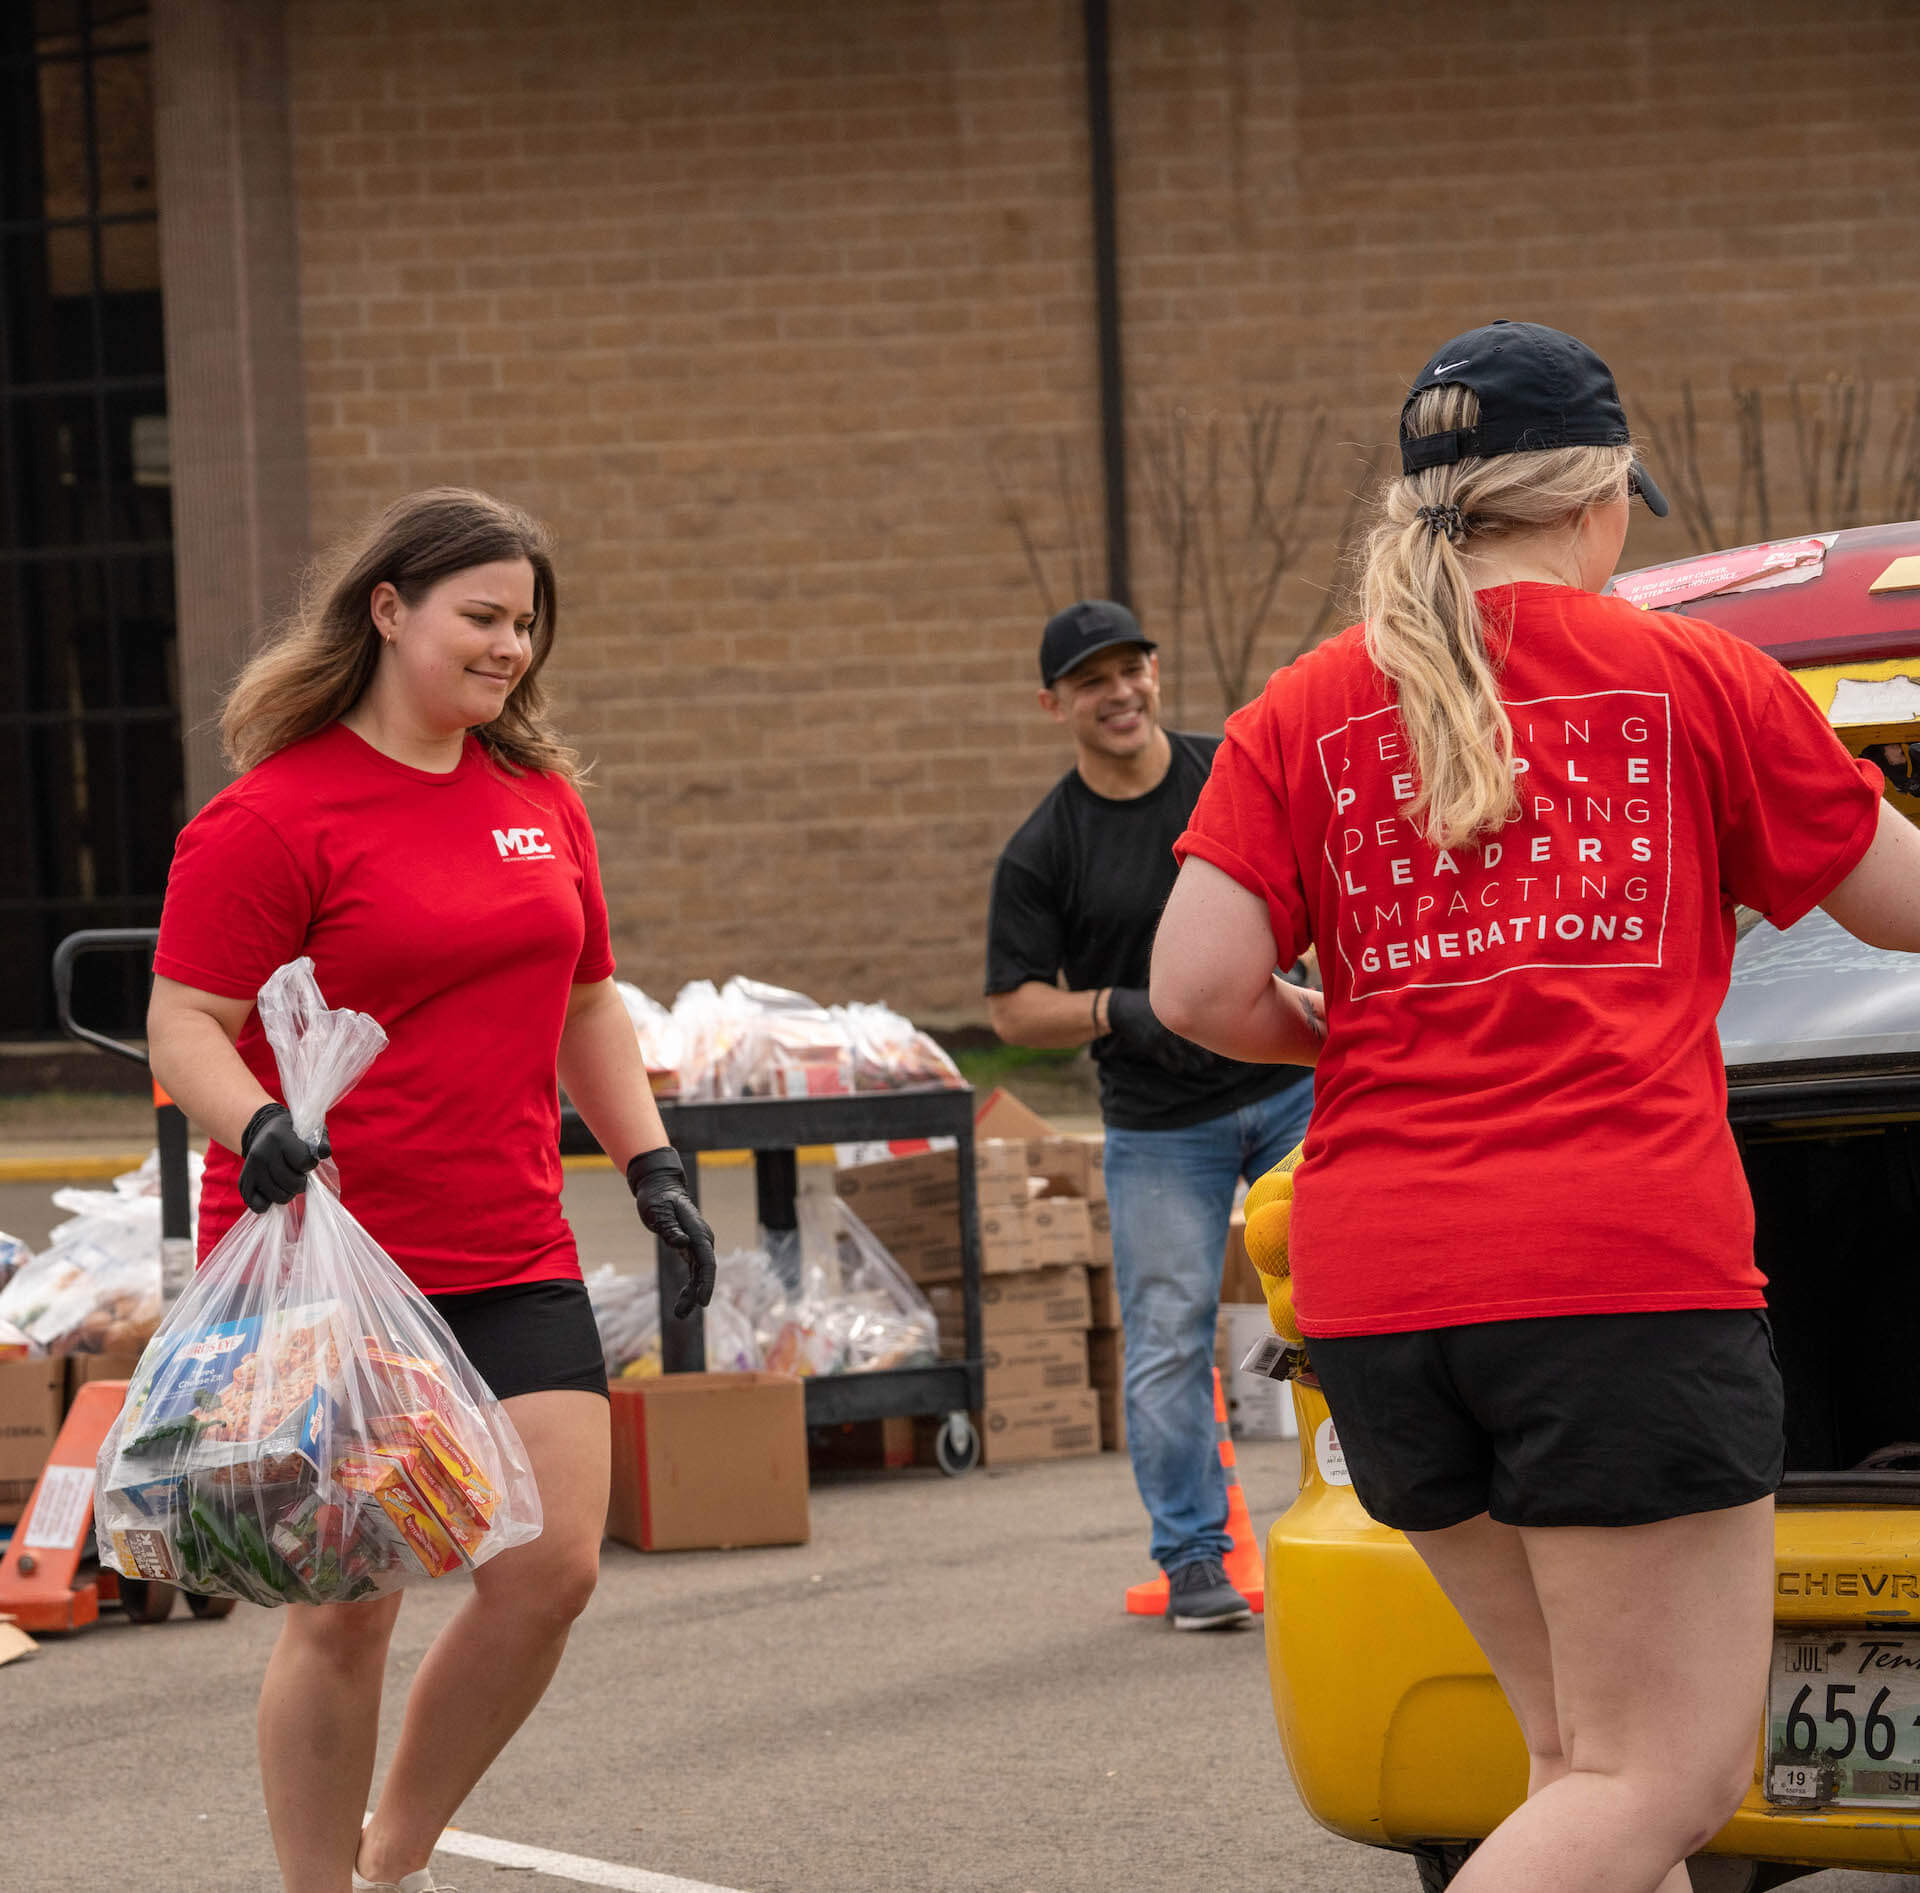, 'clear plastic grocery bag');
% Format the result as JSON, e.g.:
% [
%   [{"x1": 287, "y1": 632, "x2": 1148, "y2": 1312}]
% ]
[
  {"x1": 93, "y1": 959, "x2": 543, "y2": 1607},
  {"x1": 759, "y1": 1195, "x2": 938, "y2": 1377}
]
